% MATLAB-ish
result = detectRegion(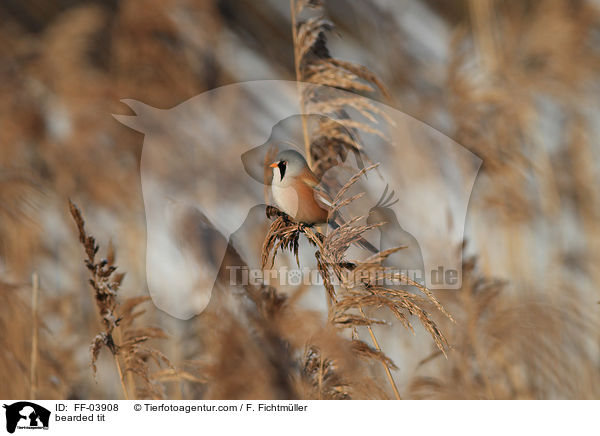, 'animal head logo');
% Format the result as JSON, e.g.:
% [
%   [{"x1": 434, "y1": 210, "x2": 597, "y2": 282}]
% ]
[
  {"x1": 3, "y1": 402, "x2": 50, "y2": 434},
  {"x1": 113, "y1": 80, "x2": 481, "y2": 320}
]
